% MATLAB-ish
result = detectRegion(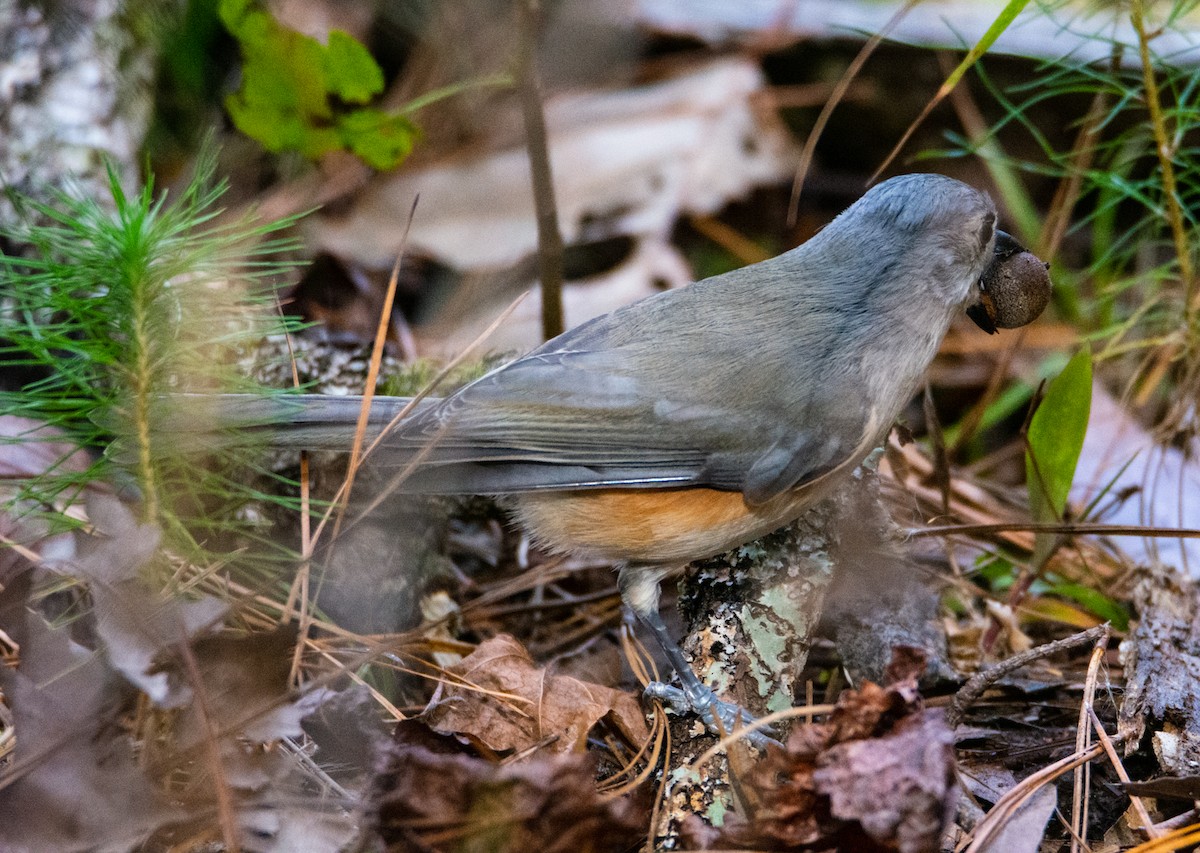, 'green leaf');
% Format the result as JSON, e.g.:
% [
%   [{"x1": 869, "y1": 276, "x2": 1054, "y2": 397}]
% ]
[
  {"x1": 338, "y1": 109, "x2": 420, "y2": 170},
  {"x1": 323, "y1": 30, "x2": 384, "y2": 103},
  {"x1": 936, "y1": 0, "x2": 1033, "y2": 95},
  {"x1": 218, "y1": 0, "x2": 412, "y2": 169},
  {"x1": 1026, "y1": 347, "x2": 1093, "y2": 523},
  {"x1": 1046, "y1": 582, "x2": 1129, "y2": 632}
]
